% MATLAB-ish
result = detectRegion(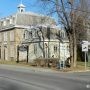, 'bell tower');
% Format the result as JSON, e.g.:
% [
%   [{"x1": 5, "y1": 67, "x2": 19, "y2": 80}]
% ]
[{"x1": 17, "y1": 0, "x2": 26, "y2": 13}]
